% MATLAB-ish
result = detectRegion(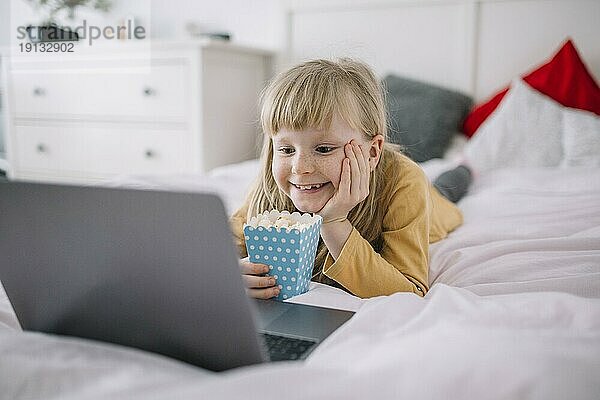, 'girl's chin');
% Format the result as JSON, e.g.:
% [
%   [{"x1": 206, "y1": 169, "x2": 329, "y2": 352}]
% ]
[
  {"x1": 295, "y1": 206, "x2": 322, "y2": 214},
  {"x1": 290, "y1": 197, "x2": 328, "y2": 214}
]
